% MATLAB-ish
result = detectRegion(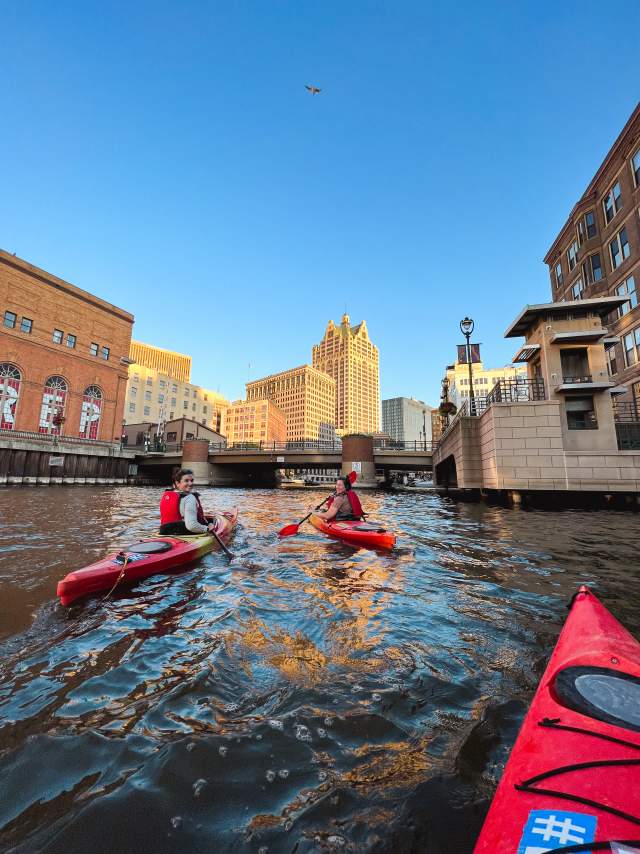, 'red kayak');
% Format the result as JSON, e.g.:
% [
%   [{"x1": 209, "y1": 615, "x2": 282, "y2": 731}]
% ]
[
  {"x1": 57, "y1": 509, "x2": 238, "y2": 606},
  {"x1": 309, "y1": 515, "x2": 396, "y2": 550},
  {"x1": 475, "y1": 585, "x2": 640, "y2": 853}
]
